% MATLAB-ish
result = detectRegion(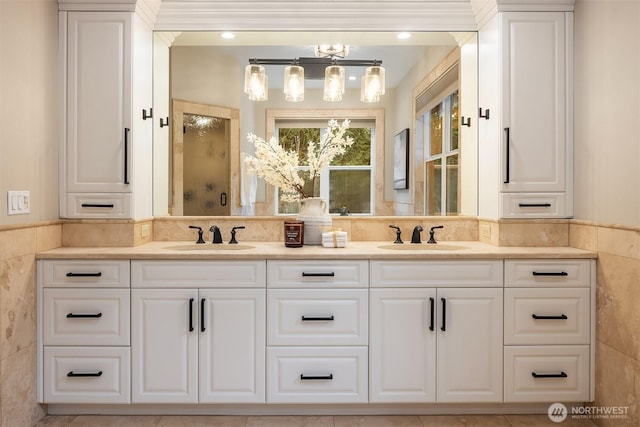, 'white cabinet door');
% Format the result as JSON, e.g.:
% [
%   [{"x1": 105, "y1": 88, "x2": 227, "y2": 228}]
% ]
[
  {"x1": 501, "y1": 12, "x2": 568, "y2": 193},
  {"x1": 199, "y1": 289, "x2": 265, "y2": 403},
  {"x1": 65, "y1": 12, "x2": 132, "y2": 194},
  {"x1": 131, "y1": 289, "x2": 198, "y2": 403},
  {"x1": 369, "y1": 288, "x2": 437, "y2": 402},
  {"x1": 437, "y1": 288, "x2": 503, "y2": 402}
]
